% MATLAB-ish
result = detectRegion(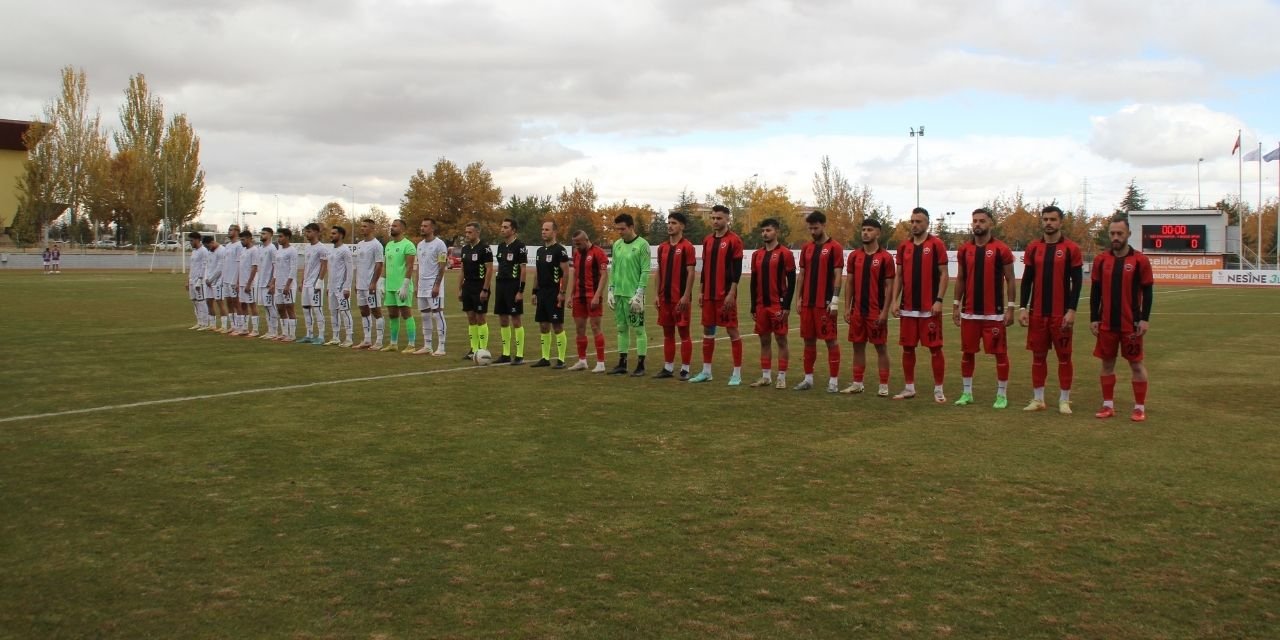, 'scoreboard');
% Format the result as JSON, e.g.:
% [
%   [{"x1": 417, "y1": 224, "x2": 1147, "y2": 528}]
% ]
[{"x1": 1141, "y1": 224, "x2": 1206, "y2": 252}]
